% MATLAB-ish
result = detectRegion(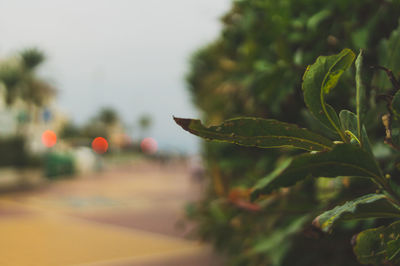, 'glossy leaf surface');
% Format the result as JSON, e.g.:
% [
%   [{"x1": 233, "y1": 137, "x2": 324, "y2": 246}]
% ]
[
  {"x1": 174, "y1": 117, "x2": 333, "y2": 151},
  {"x1": 313, "y1": 194, "x2": 400, "y2": 232},
  {"x1": 302, "y1": 49, "x2": 355, "y2": 134},
  {"x1": 354, "y1": 220, "x2": 400, "y2": 265},
  {"x1": 251, "y1": 144, "x2": 382, "y2": 200}
]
